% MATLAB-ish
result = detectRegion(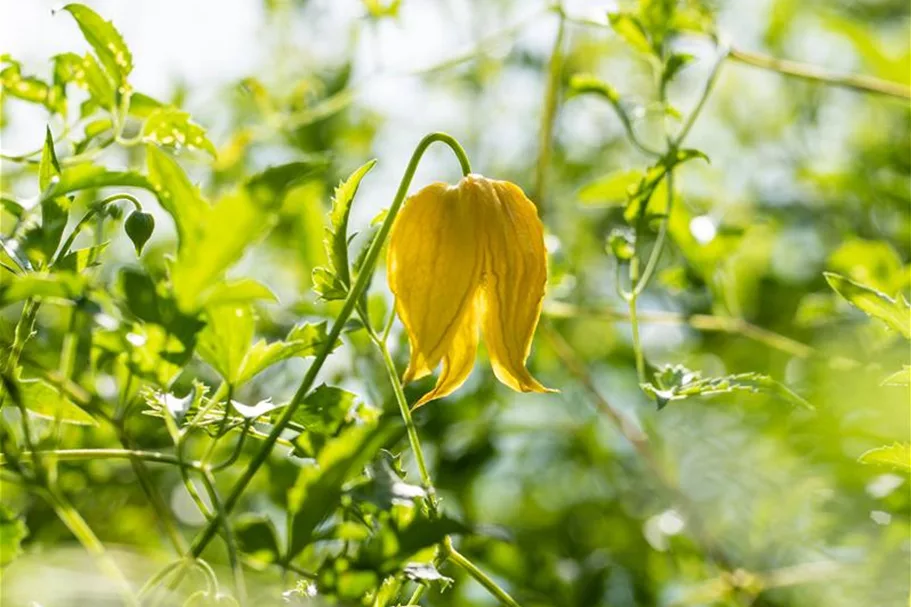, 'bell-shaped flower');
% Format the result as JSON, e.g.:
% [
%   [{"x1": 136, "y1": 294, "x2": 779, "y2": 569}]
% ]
[{"x1": 387, "y1": 173, "x2": 555, "y2": 408}]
